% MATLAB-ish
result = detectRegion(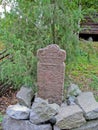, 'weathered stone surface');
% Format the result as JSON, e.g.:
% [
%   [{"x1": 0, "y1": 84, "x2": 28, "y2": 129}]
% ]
[
  {"x1": 30, "y1": 99, "x2": 58, "y2": 124},
  {"x1": 76, "y1": 92, "x2": 98, "y2": 120},
  {"x1": 49, "y1": 103, "x2": 60, "y2": 113},
  {"x1": 72, "y1": 120, "x2": 98, "y2": 130},
  {"x1": 61, "y1": 102, "x2": 67, "y2": 107},
  {"x1": 33, "y1": 97, "x2": 60, "y2": 112},
  {"x1": 67, "y1": 83, "x2": 81, "y2": 97},
  {"x1": 66, "y1": 96, "x2": 76, "y2": 105},
  {"x1": 16, "y1": 86, "x2": 34, "y2": 108},
  {"x1": 6, "y1": 104, "x2": 30, "y2": 120},
  {"x1": 56, "y1": 105, "x2": 86, "y2": 129},
  {"x1": 37, "y1": 44, "x2": 66, "y2": 105},
  {"x1": 2, "y1": 116, "x2": 52, "y2": 130},
  {"x1": 34, "y1": 97, "x2": 48, "y2": 104},
  {"x1": 54, "y1": 126, "x2": 60, "y2": 130}
]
